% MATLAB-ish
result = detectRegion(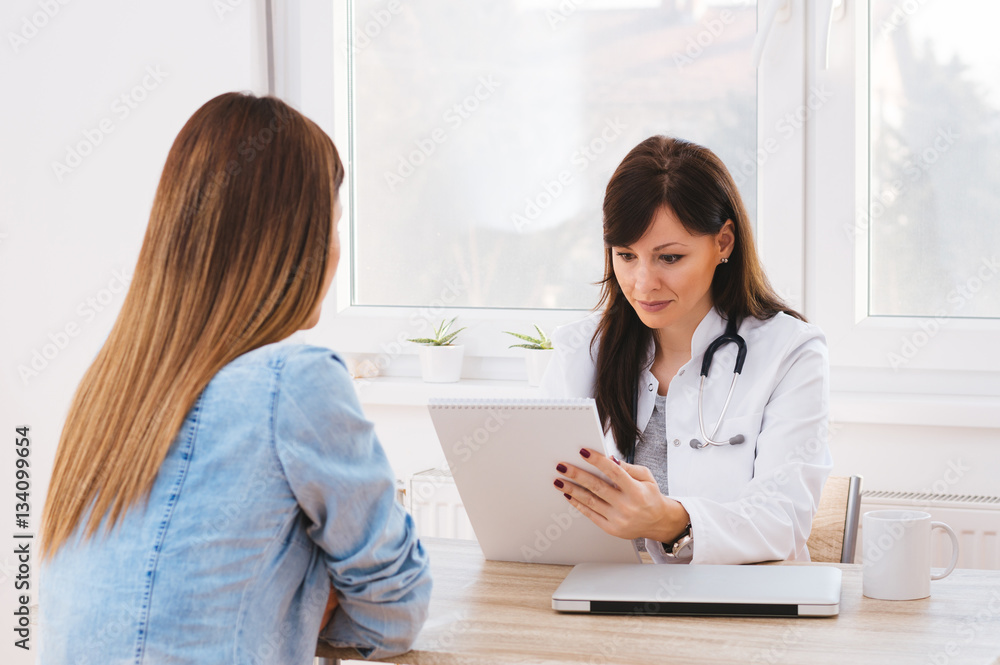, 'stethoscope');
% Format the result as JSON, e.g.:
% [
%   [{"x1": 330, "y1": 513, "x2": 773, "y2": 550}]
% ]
[
  {"x1": 691, "y1": 317, "x2": 747, "y2": 449},
  {"x1": 628, "y1": 317, "x2": 747, "y2": 463}
]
